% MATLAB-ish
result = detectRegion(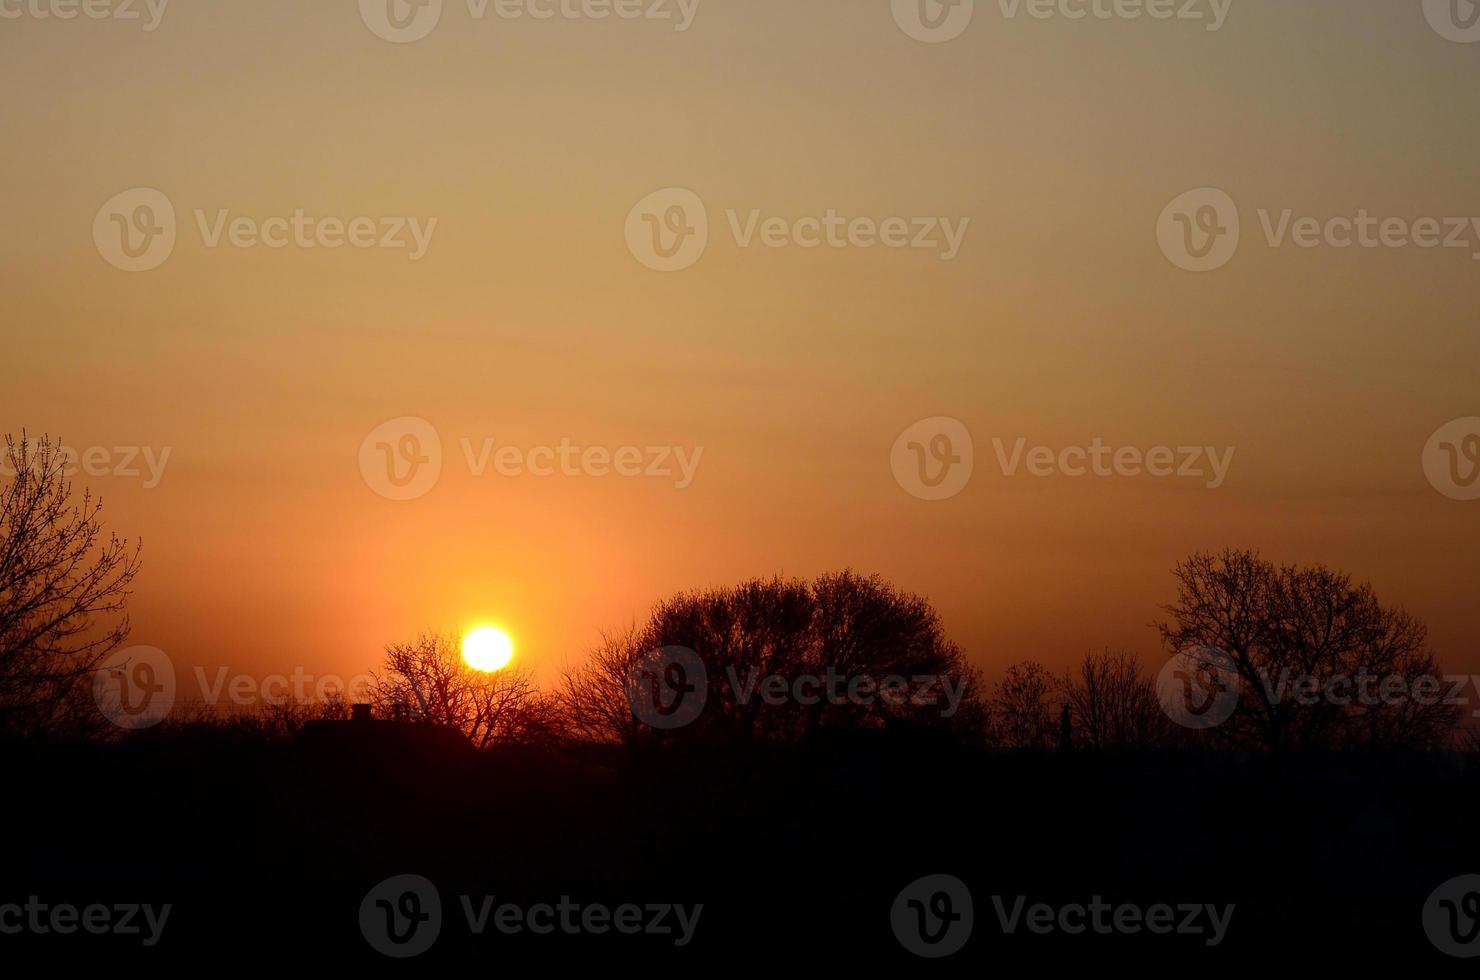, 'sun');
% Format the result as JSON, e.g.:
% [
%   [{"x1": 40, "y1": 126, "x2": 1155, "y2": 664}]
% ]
[{"x1": 462, "y1": 626, "x2": 514, "y2": 672}]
